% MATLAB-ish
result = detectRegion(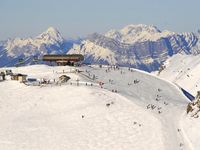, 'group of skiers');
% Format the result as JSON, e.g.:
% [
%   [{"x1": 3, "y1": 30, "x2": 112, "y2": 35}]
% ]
[
  {"x1": 146, "y1": 103, "x2": 162, "y2": 114},
  {"x1": 133, "y1": 121, "x2": 142, "y2": 127},
  {"x1": 105, "y1": 65, "x2": 120, "y2": 73}
]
